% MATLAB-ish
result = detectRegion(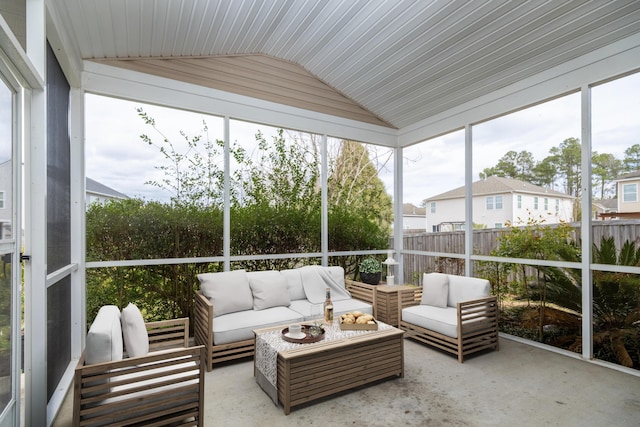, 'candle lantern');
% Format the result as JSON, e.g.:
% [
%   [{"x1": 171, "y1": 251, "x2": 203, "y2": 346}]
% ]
[{"x1": 382, "y1": 250, "x2": 399, "y2": 285}]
